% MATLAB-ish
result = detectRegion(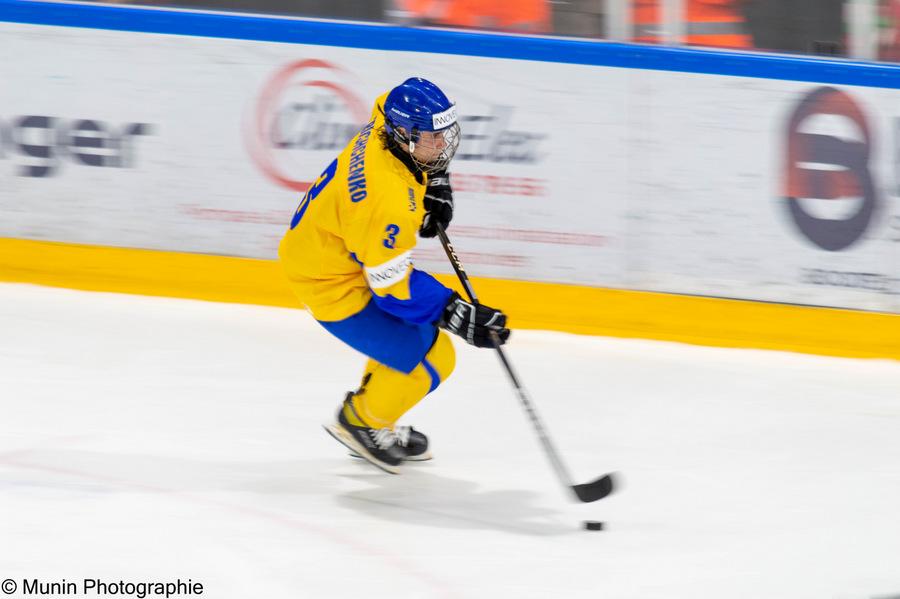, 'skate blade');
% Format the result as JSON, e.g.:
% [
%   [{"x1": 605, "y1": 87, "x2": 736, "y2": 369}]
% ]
[
  {"x1": 349, "y1": 450, "x2": 432, "y2": 462},
  {"x1": 323, "y1": 424, "x2": 401, "y2": 474}
]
